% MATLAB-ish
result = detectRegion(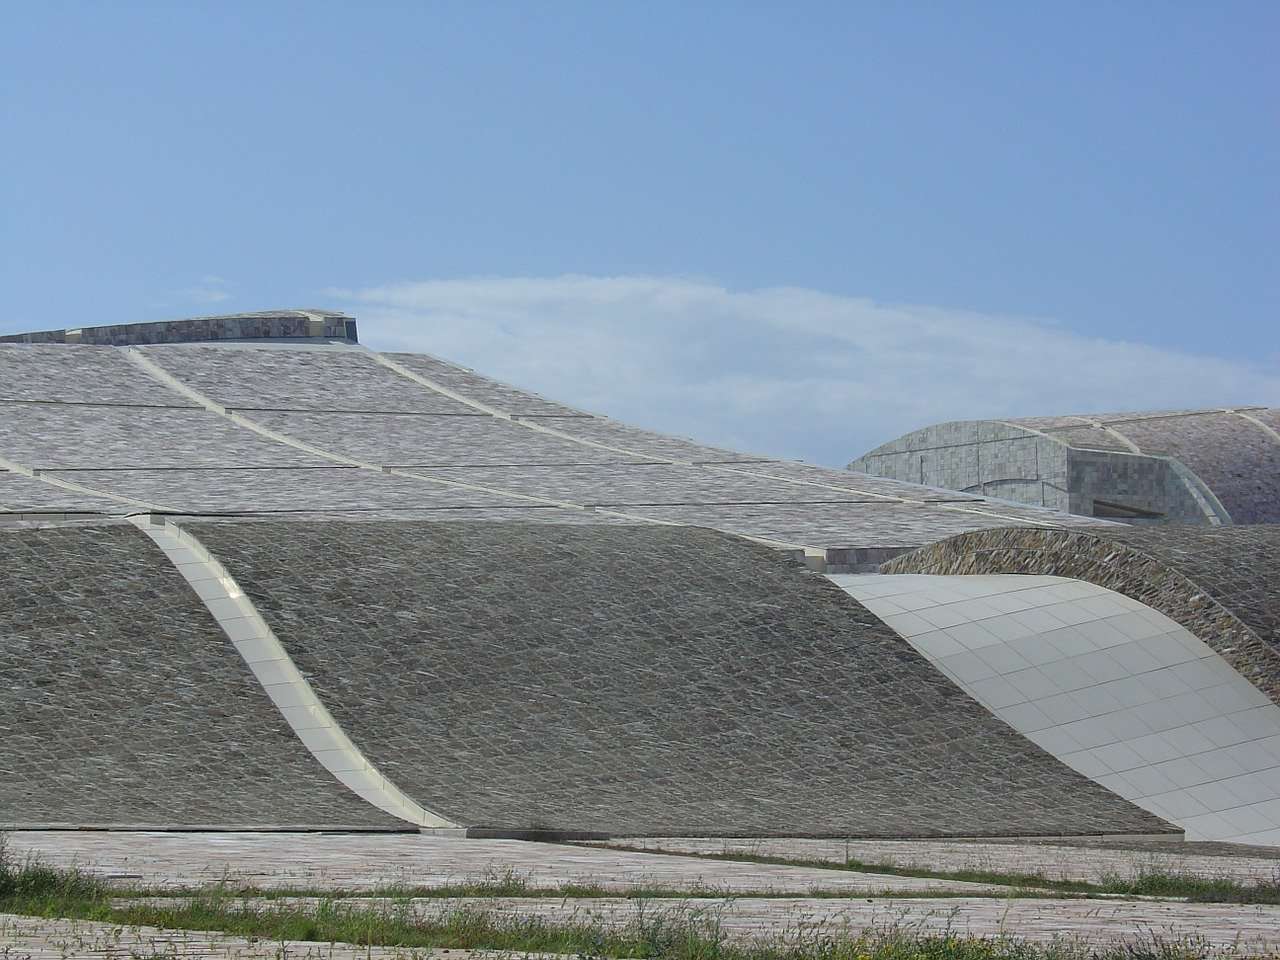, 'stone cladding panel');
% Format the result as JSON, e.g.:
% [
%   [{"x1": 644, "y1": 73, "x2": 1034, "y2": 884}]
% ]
[
  {"x1": 188, "y1": 519, "x2": 1174, "y2": 838},
  {"x1": 0, "y1": 472, "x2": 124, "y2": 514},
  {"x1": 0, "y1": 405, "x2": 327, "y2": 470},
  {"x1": 0, "y1": 345, "x2": 195, "y2": 407},
  {"x1": 724, "y1": 461, "x2": 984, "y2": 502},
  {"x1": 629, "y1": 501, "x2": 1031, "y2": 549},
  {"x1": 1103, "y1": 413, "x2": 1280, "y2": 524},
  {"x1": 883, "y1": 525, "x2": 1280, "y2": 707},
  {"x1": 43, "y1": 467, "x2": 524, "y2": 514},
  {"x1": 408, "y1": 463, "x2": 891, "y2": 506},
  {"x1": 1066, "y1": 450, "x2": 1207, "y2": 523},
  {"x1": 248, "y1": 411, "x2": 648, "y2": 466},
  {"x1": 849, "y1": 422, "x2": 1072, "y2": 512},
  {"x1": 385, "y1": 353, "x2": 587, "y2": 417},
  {"x1": 1251, "y1": 409, "x2": 1280, "y2": 436},
  {"x1": 0, "y1": 524, "x2": 401, "y2": 828},
  {"x1": 530, "y1": 416, "x2": 772, "y2": 463},
  {"x1": 138, "y1": 347, "x2": 476, "y2": 414}
]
